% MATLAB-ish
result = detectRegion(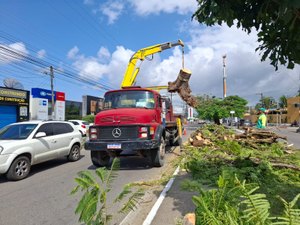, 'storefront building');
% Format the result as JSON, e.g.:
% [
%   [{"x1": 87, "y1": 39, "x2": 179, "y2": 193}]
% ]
[
  {"x1": 0, "y1": 86, "x2": 30, "y2": 128},
  {"x1": 82, "y1": 95, "x2": 104, "y2": 116}
]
